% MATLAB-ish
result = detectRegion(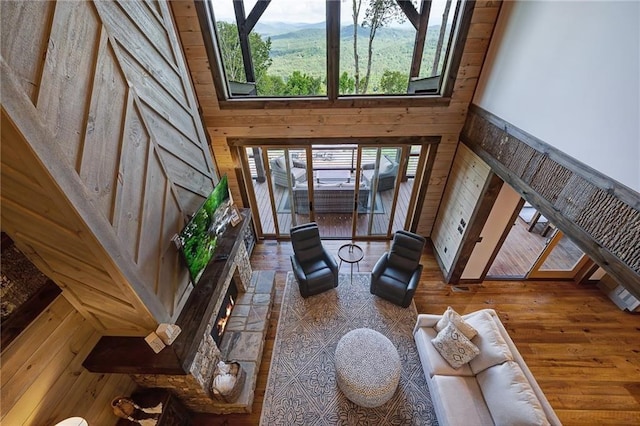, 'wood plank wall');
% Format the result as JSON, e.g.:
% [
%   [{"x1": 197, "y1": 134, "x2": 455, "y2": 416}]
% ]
[
  {"x1": 1, "y1": 111, "x2": 157, "y2": 335},
  {"x1": 462, "y1": 105, "x2": 640, "y2": 296},
  {"x1": 0, "y1": 296, "x2": 137, "y2": 425},
  {"x1": 1, "y1": 0, "x2": 217, "y2": 333},
  {"x1": 431, "y1": 143, "x2": 491, "y2": 271},
  {"x1": 170, "y1": 0, "x2": 502, "y2": 237}
]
